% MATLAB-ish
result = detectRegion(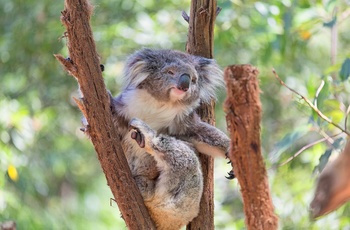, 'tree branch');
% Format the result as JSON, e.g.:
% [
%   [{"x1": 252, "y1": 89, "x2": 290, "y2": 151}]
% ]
[
  {"x1": 278, "y1": 133, "x2": 342, "y2": 167},
  {"x1": 55, "y1": 0, "x2": 155, "y2": 229},
  {"x1": 185, "y1": 0, "x2": 217, "y2": 229},
  {"x1": 224, "y1": 65, "x2": 278, "y2": 230},
  {"x1": 273, "y1": 69, "x2": 350, "y2": 136}
]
